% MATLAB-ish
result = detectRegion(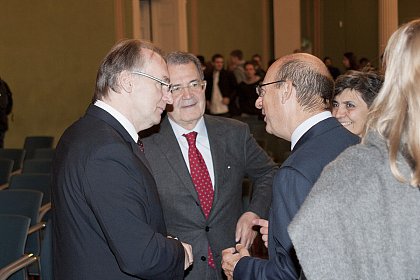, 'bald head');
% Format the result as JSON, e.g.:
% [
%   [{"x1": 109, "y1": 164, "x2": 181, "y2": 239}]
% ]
[{"x1": 268, "y1": 53, "x2": 334, "y2": 112}]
